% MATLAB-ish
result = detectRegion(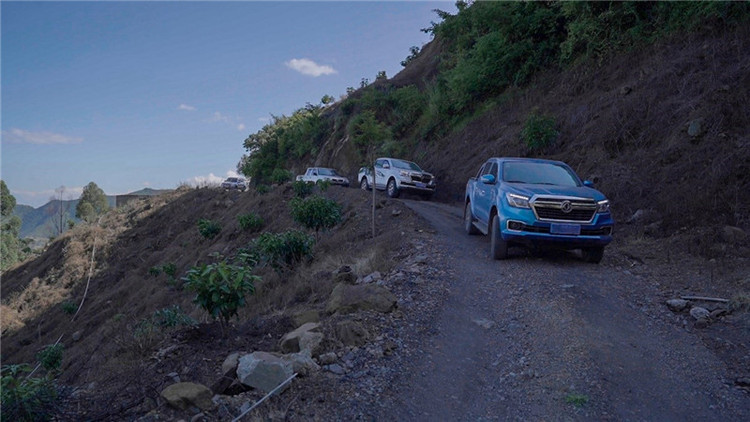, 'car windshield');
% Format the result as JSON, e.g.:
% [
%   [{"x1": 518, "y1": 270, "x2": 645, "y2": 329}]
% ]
[
  {"x1": 391, "y1": 159, "x2": 422, "y2": 171},
  {"x1": 226, "y1": 178, "x2": 238, "y2": 182},
  {"x1": 502, "y1": 162, "x2": 580, "y2": 187},
  {"x1": 318, "y1": 168, "x2": 339, "y2": 176}
]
